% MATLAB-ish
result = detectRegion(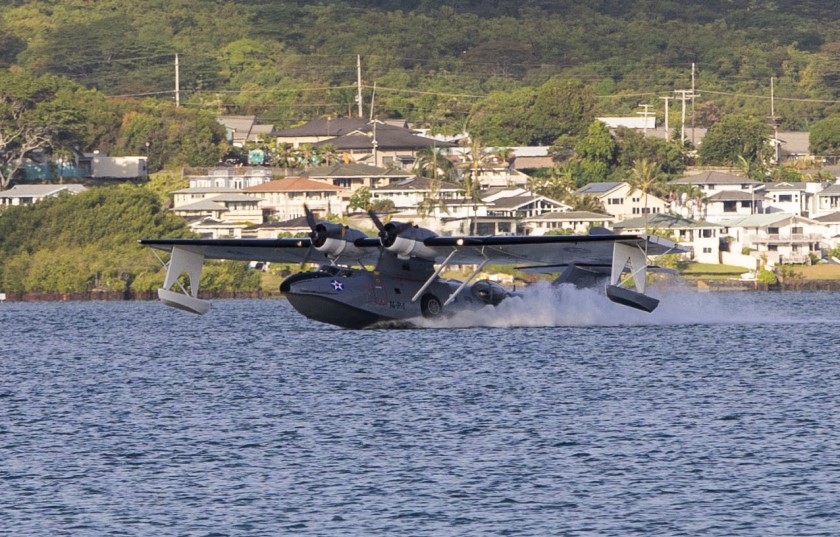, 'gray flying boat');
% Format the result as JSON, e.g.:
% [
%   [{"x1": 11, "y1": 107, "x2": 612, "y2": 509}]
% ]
[{"x1": 140, "y1": 207, "x2": 683, "y2": 328}]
